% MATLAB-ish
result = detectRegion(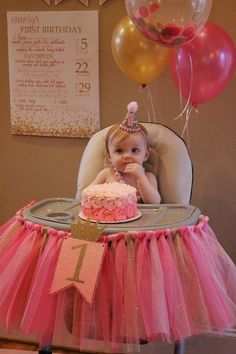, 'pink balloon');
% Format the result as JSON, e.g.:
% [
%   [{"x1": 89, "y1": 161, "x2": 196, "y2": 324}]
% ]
[
  {"x1": 170, "y1": 23, "x2": 236, "y2": 106},
  {"x1": 125, "y1": 0, "x2": 213, "y2": 48}
]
